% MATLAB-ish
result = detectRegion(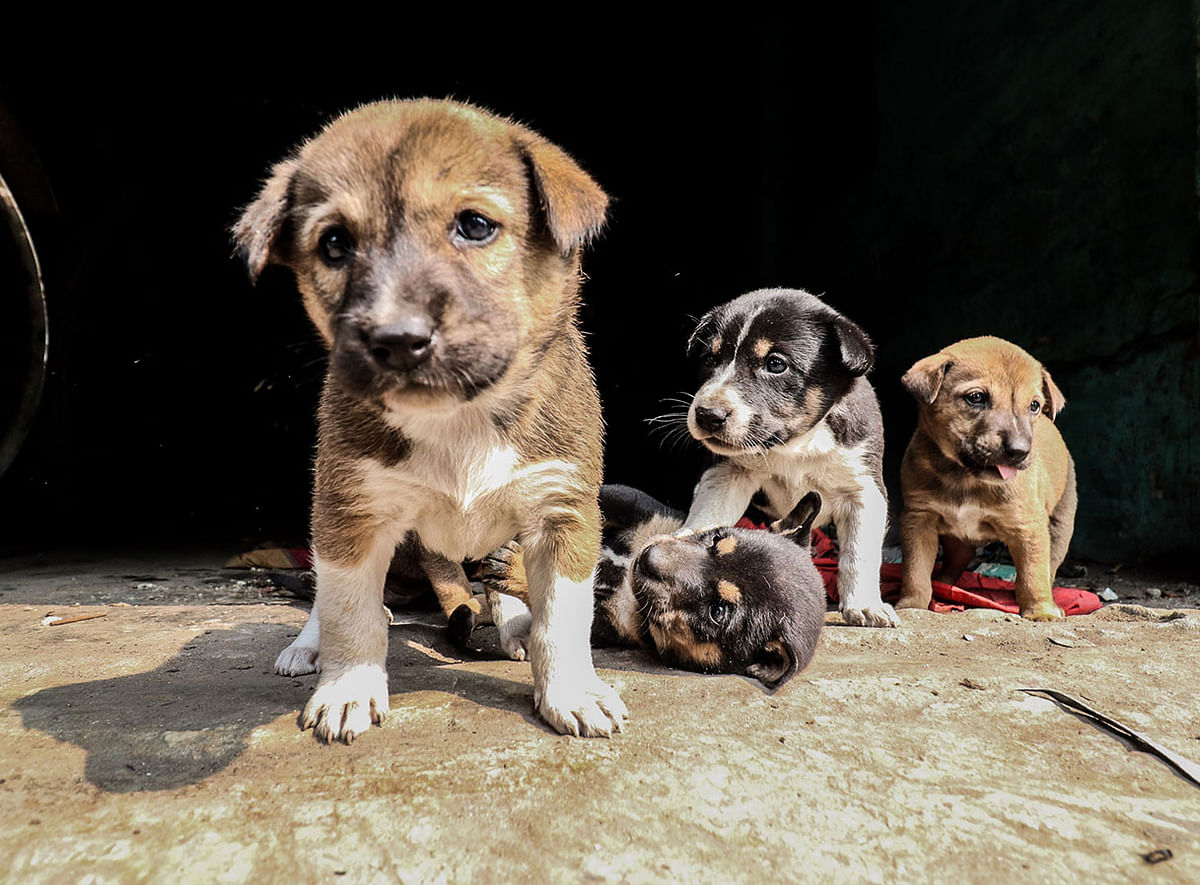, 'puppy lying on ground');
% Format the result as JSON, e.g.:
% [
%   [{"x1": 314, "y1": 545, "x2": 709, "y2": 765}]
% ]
[
  {"x1": 897, "y1": 336, "x2": 1077, "y2": 621},
  {"x1": 234, "y1": 98, "x2": 625, "y2": 740},
  {"x1": 482, "y1": 484, "x2": 826, "y2": 688},
  {"x1": 681, "y1": 288, "x2": 898, "y2": 628}
]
